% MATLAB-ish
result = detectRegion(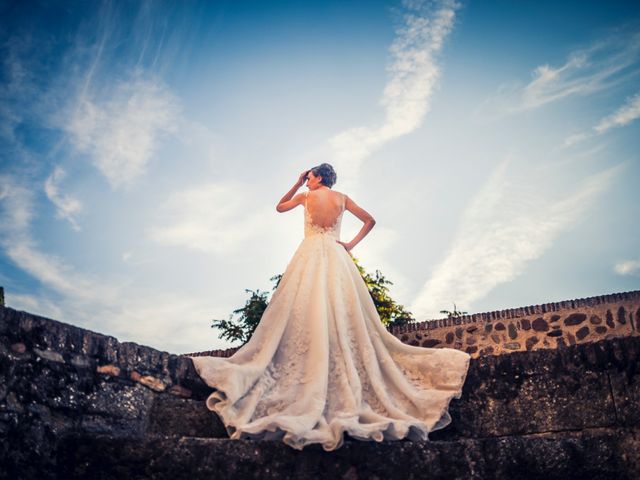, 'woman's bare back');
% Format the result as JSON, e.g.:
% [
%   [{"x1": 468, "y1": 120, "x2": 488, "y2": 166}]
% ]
[{"x1": 305, "y1": 188, "x2": 346, "y2": 229}]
